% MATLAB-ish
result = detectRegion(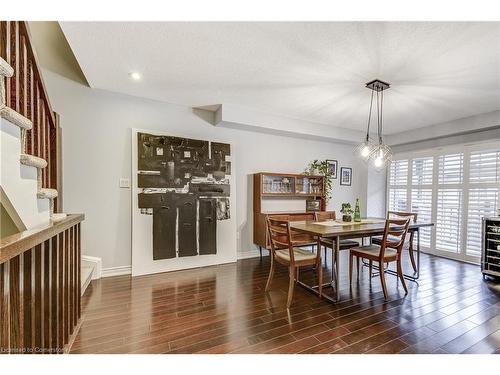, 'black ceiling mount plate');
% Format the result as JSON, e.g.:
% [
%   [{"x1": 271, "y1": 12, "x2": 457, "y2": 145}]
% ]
[{"x1": 365, "y1": 79, "x2": 390, "y2": 92}]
